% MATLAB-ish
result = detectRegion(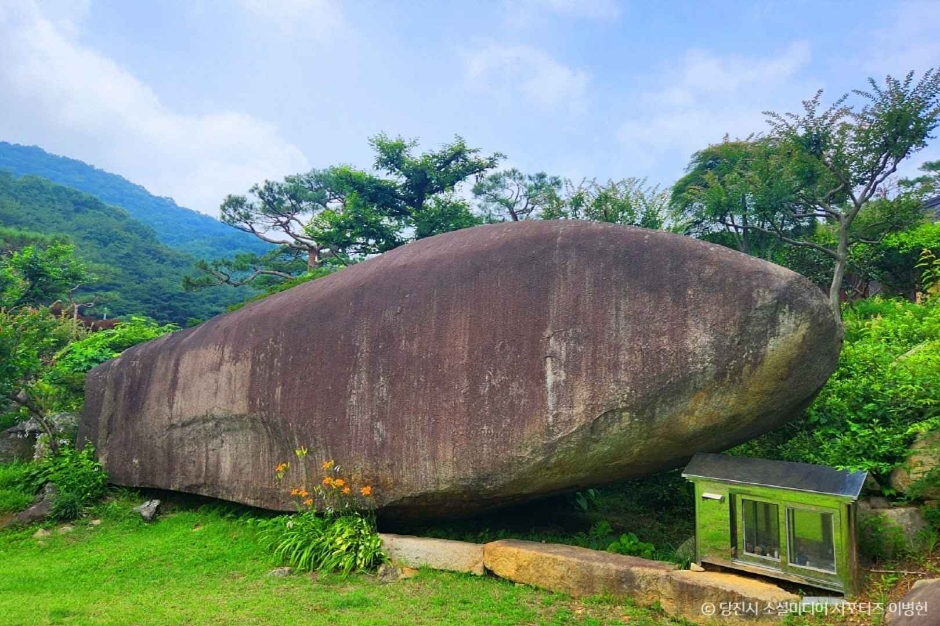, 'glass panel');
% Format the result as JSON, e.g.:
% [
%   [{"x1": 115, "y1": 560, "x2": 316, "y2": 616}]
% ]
[
  {"x1": 787, "y1": 508, "x2": 836, "y2": 573},
  {"x1": 742, "y1": 499, "x2": 780, "y2": 560}
]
